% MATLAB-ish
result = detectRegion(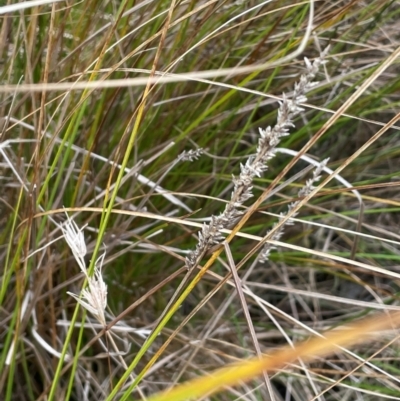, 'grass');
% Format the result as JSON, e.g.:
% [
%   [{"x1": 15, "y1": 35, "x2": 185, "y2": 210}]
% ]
[{"x1": 1, "y1": 0, "x2": 400, "y2": 400}]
